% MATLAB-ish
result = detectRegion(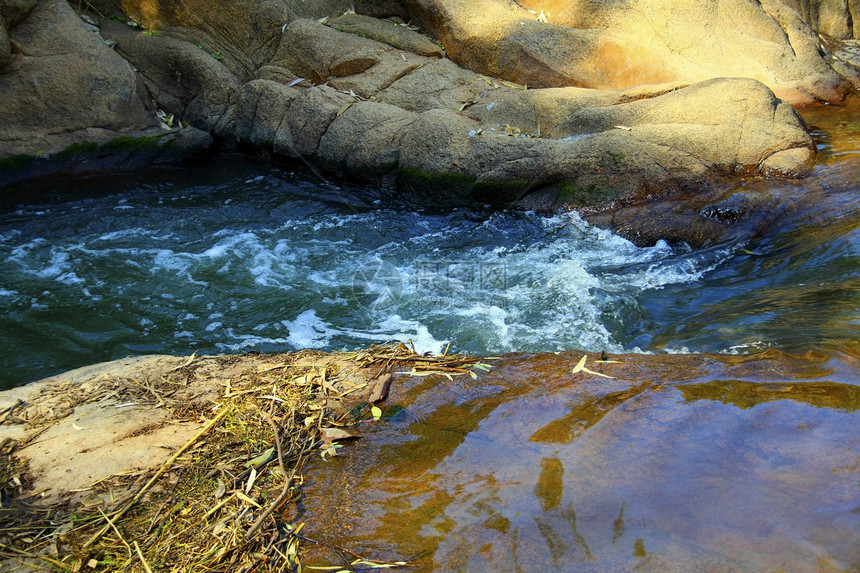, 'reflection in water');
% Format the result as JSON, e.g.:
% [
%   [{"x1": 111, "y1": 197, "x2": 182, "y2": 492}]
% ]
[
  {"x1": 534, "y1": 457, "x2": 564, "y2": 511},
  {"x1": 529, "y1": 381, "x2": 651, "y2": 444},
  {"x1": 679, "y1": 379, "x2": 860, "y2": 411},
  {"x1": 300, "y1": 350, "x2": 860, "y2": 571}
]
